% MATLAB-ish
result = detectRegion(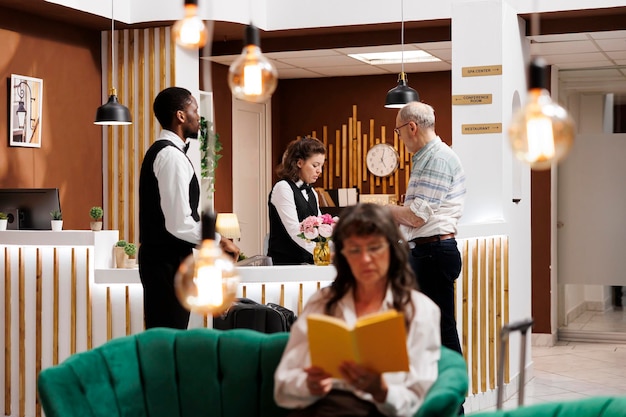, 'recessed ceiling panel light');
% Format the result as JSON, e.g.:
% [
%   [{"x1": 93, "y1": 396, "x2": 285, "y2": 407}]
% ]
[{"x1": 349, "y1": 50, "x2": 441, "y2": 65}]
